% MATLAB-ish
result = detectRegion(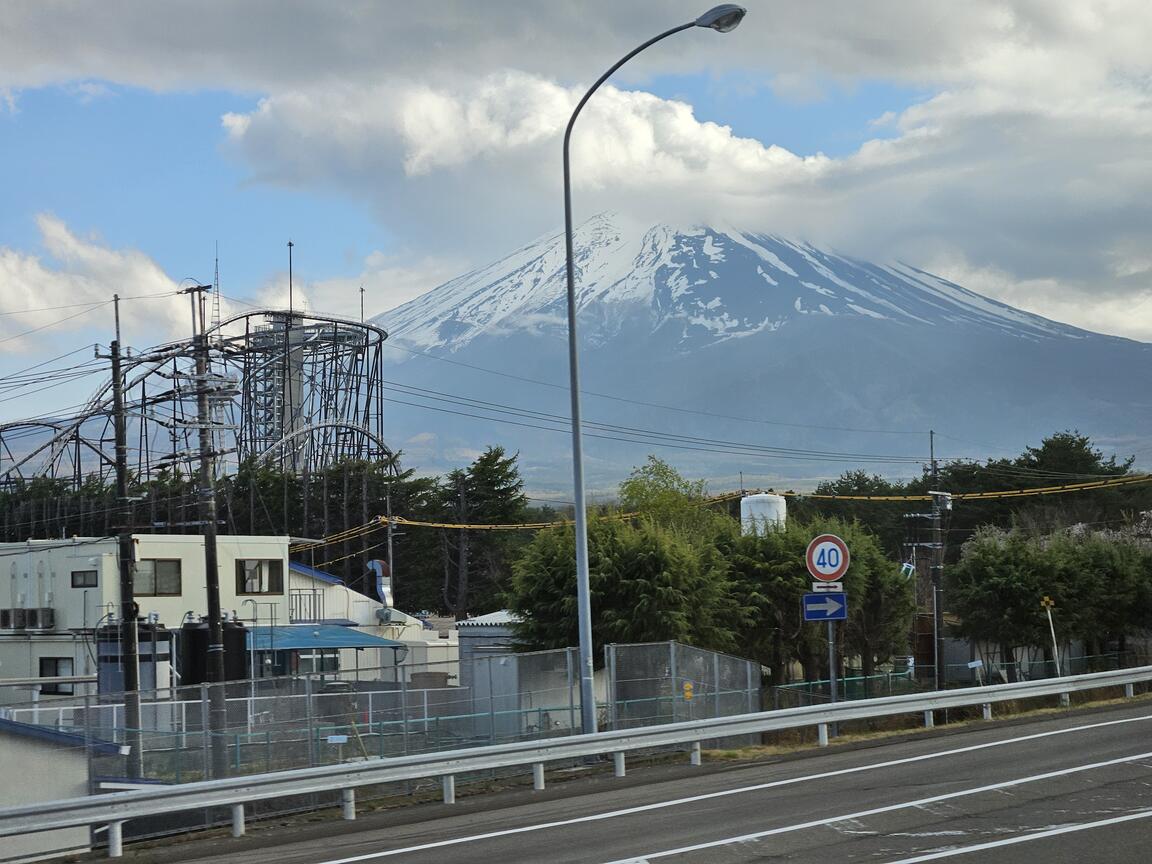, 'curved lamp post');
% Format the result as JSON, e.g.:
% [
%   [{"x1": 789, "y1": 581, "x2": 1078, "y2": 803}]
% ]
[{"x1": 563, "y1": 5, "x2": 747, "y2": 735}]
